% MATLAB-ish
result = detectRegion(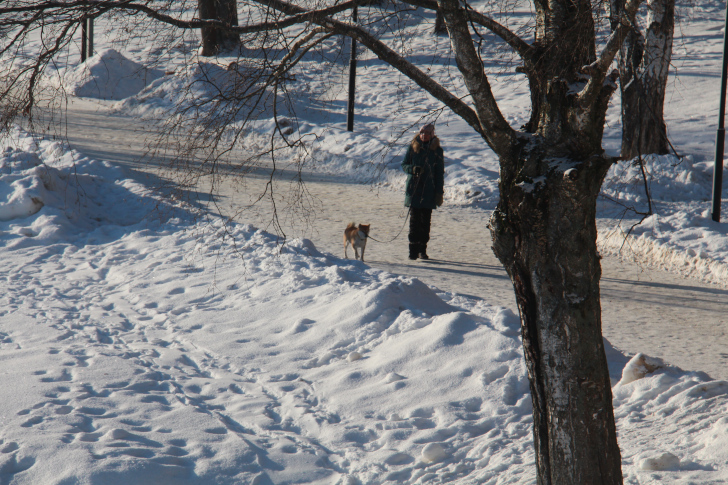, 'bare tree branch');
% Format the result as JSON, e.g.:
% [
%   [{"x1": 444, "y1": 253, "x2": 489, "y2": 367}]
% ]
[
  {"x1": 238, "y1": 0, "x2": 486, "y2": 137},
  {"x1": 0, "y1": 0, "x2": 368, "y2": 34},
  {"x1": 437, "y1": 0, "x2": 517, "y2": 155},
  {"x1": 578, "y1": 0, "x2": 641, "y2": 106},
  {"x1": 401, "y1": 0, "x2": 534, "y2": 62}
]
